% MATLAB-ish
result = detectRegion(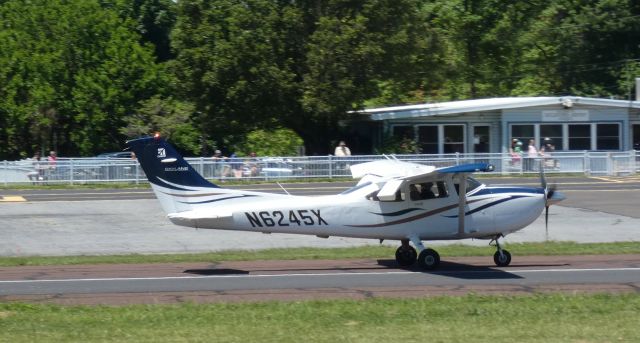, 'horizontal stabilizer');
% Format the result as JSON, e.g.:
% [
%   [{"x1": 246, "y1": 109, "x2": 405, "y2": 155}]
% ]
[{"x1": 167, "y1": 210, "x2": 233, "y2": 228}]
